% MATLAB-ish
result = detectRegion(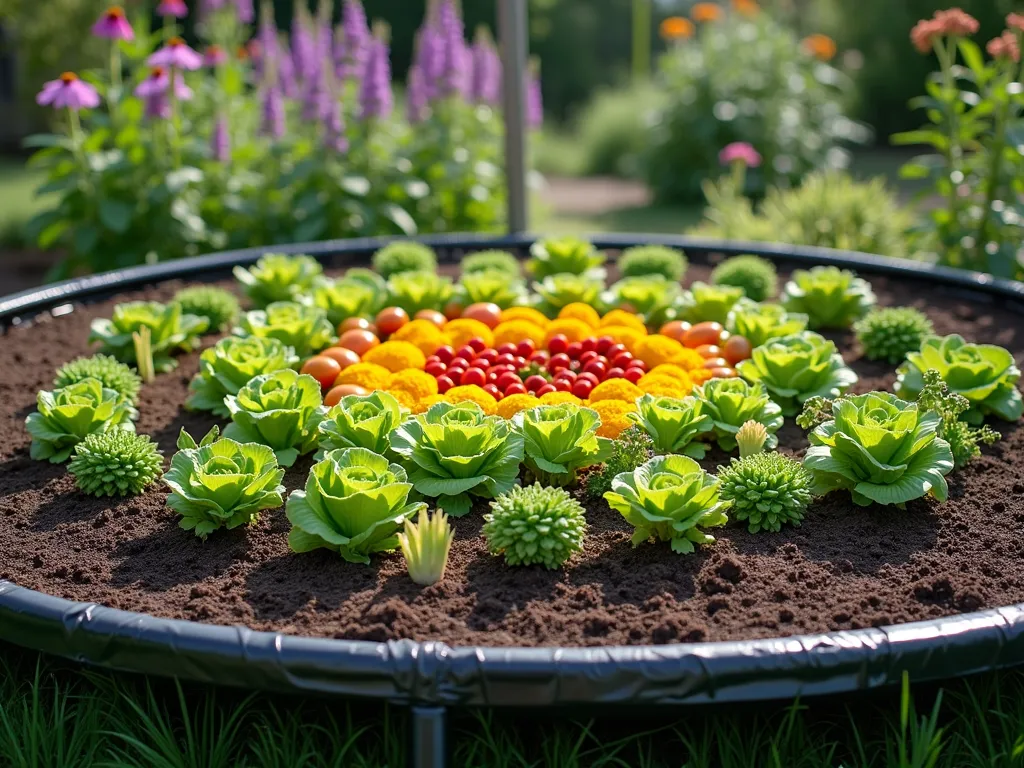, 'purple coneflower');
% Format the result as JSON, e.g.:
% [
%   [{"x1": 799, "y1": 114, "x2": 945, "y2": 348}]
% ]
[
  {"x1": 149, "y1": 37, "x2": 204, "y2": 70},
  {"x1": 157, "y1": 0, "x2": 188, "y2": 18},
  {"x1": 200, "y1": 0, "x2": 227, "y2": 16},
  {"x1": 406, "y1": 65, "x2": 428, "y2": 123},
  {"x1": 36, "y1": 72, "x2": 101, "y2": 111},
  {"x1": 135, "y1": 66, "x2": 194, "y2": 101},
  {"x1": 260, "y1": 83, "x2": 286, "y2": 138},
  {"x1": 203, "y1": 45, "x2": 228, "y2": 67},
  {"x1": 719, "y1": 141, "x2": 762, "y2": 168},
  {"x1": 92, "y1": 6, "x2": 135, "y2": 40},
  {"x1": 212, "y1": 115, "x2": 231, "y2": 162},
  {"x1": 233, "y1": 0, "x2": 254, "y2": 24},
  {"x1": 358, "y1": 35, "x2": 392, "y2": 119},
  {"x1": 526, "y1": 69, "x2": 543, "y2": 128},
  {"x1": 341, "y1": 0, "x2": 370, "y2": 80}
]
